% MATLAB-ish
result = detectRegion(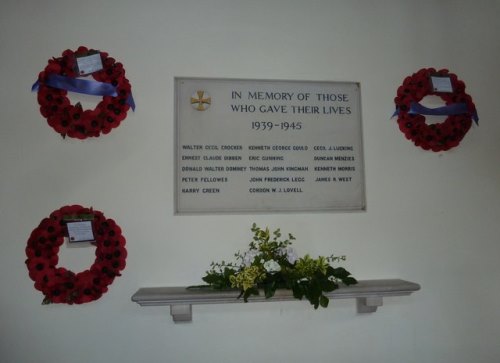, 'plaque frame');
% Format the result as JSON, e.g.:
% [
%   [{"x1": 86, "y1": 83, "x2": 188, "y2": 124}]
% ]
[{"x1": 174, "y1": 77, "x2": 366, "y2": 214}]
